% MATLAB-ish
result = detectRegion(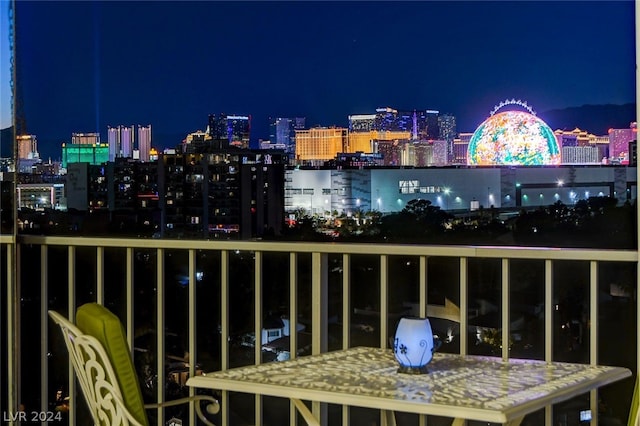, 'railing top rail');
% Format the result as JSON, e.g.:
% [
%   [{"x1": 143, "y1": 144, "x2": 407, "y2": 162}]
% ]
[
  {"x1": 0, "y1": 234, "x2": 16, "y2": 244},
  {"x1": 16, "y1": 235, "x2": 638, "y2": 262}
]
